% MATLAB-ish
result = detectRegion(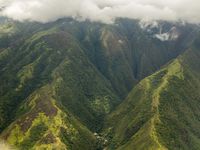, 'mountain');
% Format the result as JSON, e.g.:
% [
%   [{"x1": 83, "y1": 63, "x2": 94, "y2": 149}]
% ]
[
  {"x1": 104, "y1": 36, "x2": 200, "y2": 150},
  {"x1": 0, "y1": 17, "x2": 199, "y2": 149}
]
